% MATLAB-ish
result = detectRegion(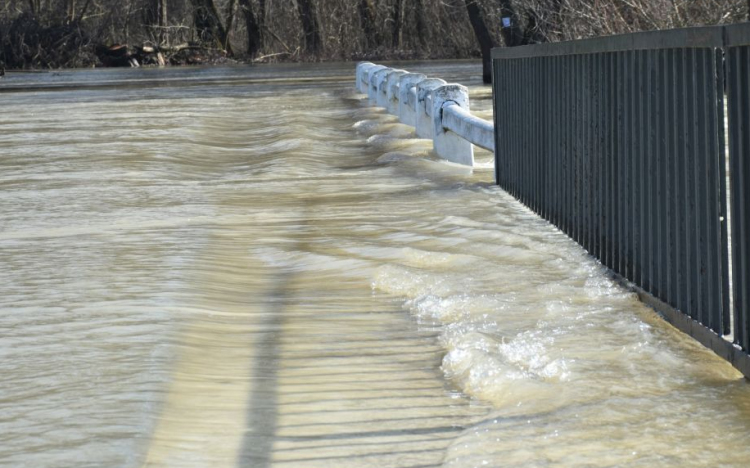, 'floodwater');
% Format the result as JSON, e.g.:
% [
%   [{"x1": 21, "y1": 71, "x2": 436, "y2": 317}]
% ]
[{"x1": 1, "y1": 62, "x2": 749, "y2": 468}]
